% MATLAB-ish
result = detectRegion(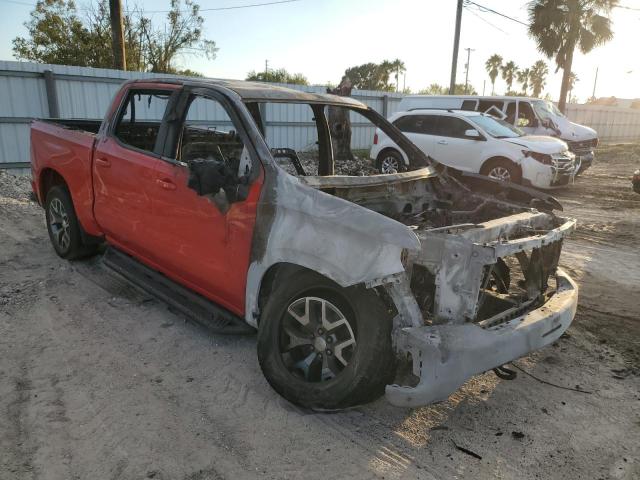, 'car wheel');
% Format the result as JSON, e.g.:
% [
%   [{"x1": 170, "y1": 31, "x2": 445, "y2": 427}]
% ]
[
  {"x1": 45, "y1": 186, "x2": 95, "y2": 259},
  {"x1": 257, "y1": 270, "x2": 396, "y2": 410},
  {"x1": 376, "y1": 150, "x2": 405, "y2": 174},
  {"x1": 481, "y1": 158, "x2": 522, "y2": 184}
]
